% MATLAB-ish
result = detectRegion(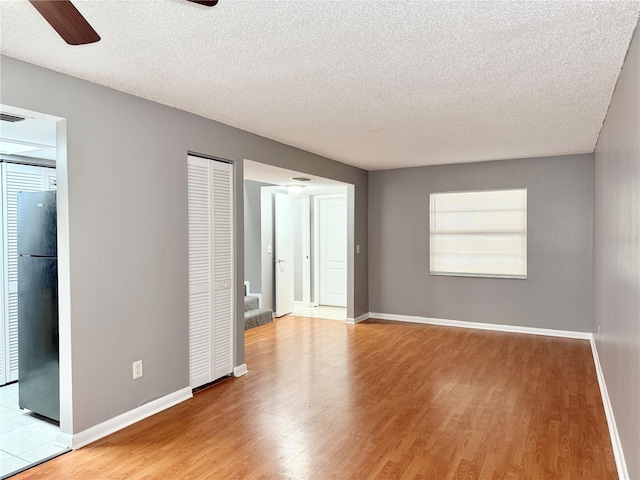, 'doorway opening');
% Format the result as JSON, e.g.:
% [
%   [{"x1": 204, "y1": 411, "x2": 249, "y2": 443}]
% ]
[
  {"x1": 0, "y1": 105, "x2": 70, "y2": 478},
  {"x1": 243, "y1": 159, "x2": 352, "y2": 327}
]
